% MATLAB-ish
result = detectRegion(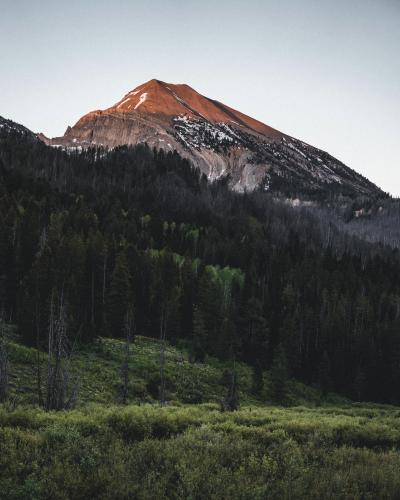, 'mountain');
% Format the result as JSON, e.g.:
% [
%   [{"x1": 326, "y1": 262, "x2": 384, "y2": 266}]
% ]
[
  {"x1": 0, "y1": 116, "x2": 39, "y2": 140},
  {"x1": 40, "y1": 79, "x2": 382, "y2": 197},
  {"x1": 2, "y1": 108, "x2": 398, "y2": 247}
]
